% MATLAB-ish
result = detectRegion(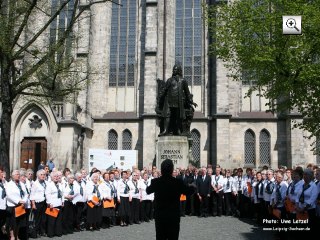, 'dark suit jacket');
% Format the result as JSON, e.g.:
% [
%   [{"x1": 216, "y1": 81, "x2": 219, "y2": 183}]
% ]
[
  {"x1": 146, "y1": 175, "x2": 195, "y2": 220},
  {"x1": 196, "y1": 175, "x2": 212, "y2": 195},
  {"x1": 177, "y1": 174, "x2": 189, "y2": 185}
]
